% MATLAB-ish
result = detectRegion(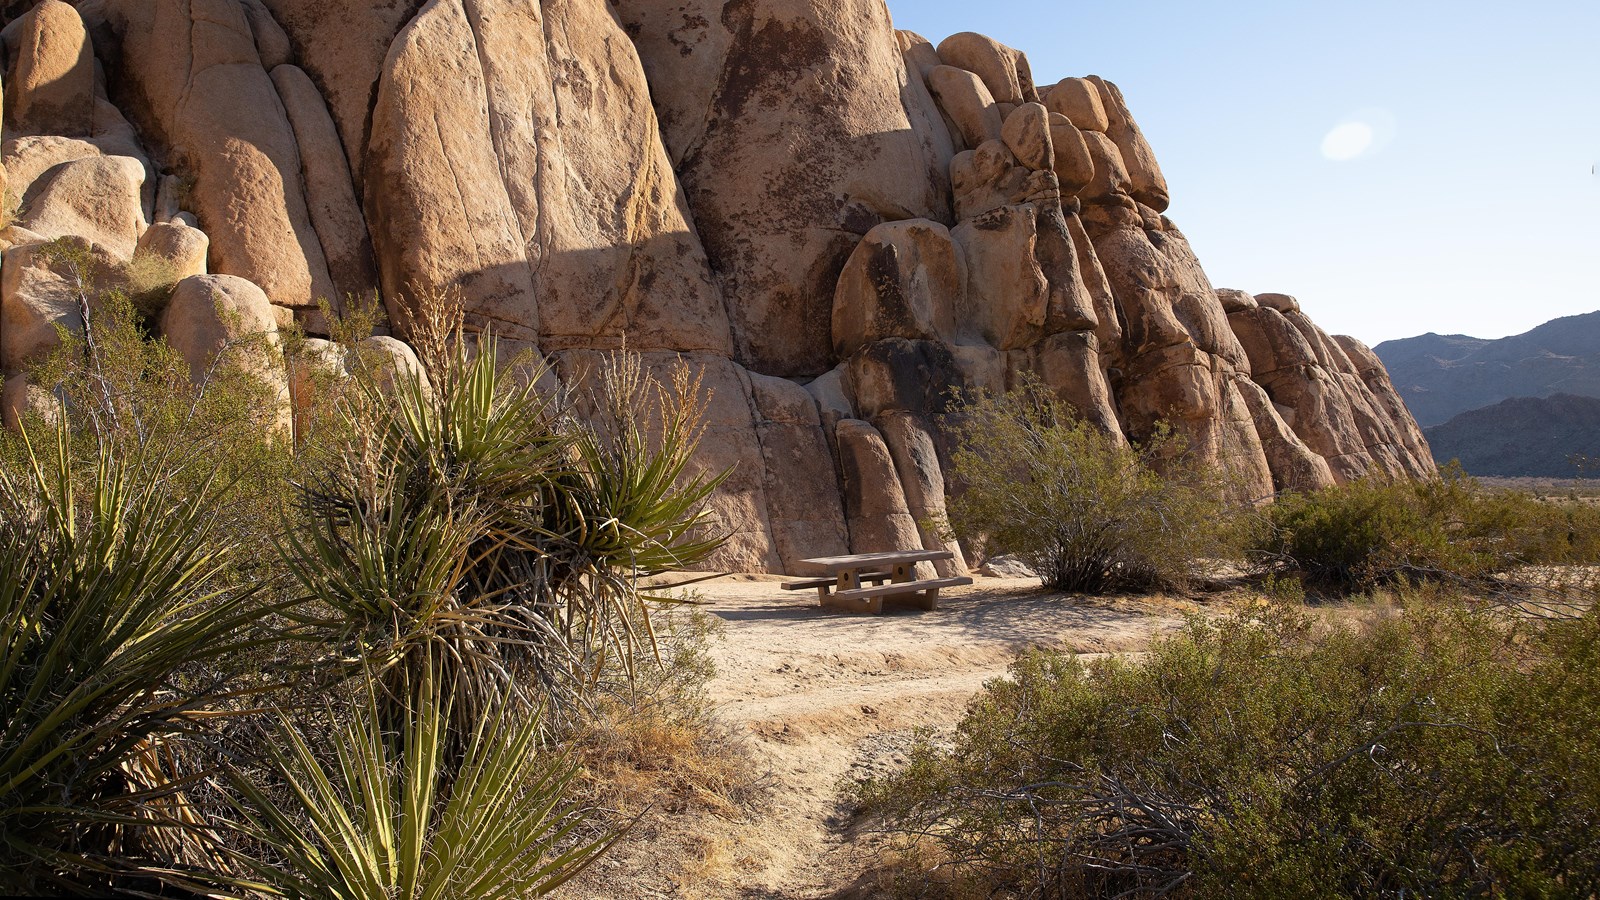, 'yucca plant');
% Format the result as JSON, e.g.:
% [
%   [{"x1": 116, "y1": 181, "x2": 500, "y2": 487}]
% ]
[
  {"x1": 553, "y1": 352, "x2": 727, "y2": 685},
  {"x1": 285, "y1": 325, "x2": 574, "y2": 726},
  {"x1": 286, "y1": 291, "x2": 727, "y2": 726},
  {"x1": 221, "y1": 661, "x2": 615, "y2": 900},
  {"x1": 566, "y1": 351, "x2": 727, "y2": 575},
  {"x1": 0, "y1": 425, "x2": 264, "y2": 894}
]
